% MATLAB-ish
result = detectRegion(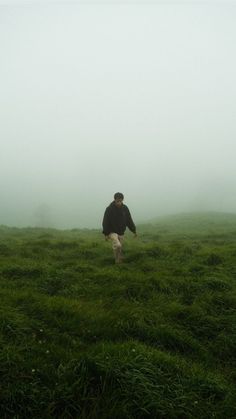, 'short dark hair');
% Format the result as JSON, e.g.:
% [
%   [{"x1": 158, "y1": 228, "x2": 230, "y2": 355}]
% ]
[{"x1": 114, "y1": 192, "x2": 124, "y2": 200}]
